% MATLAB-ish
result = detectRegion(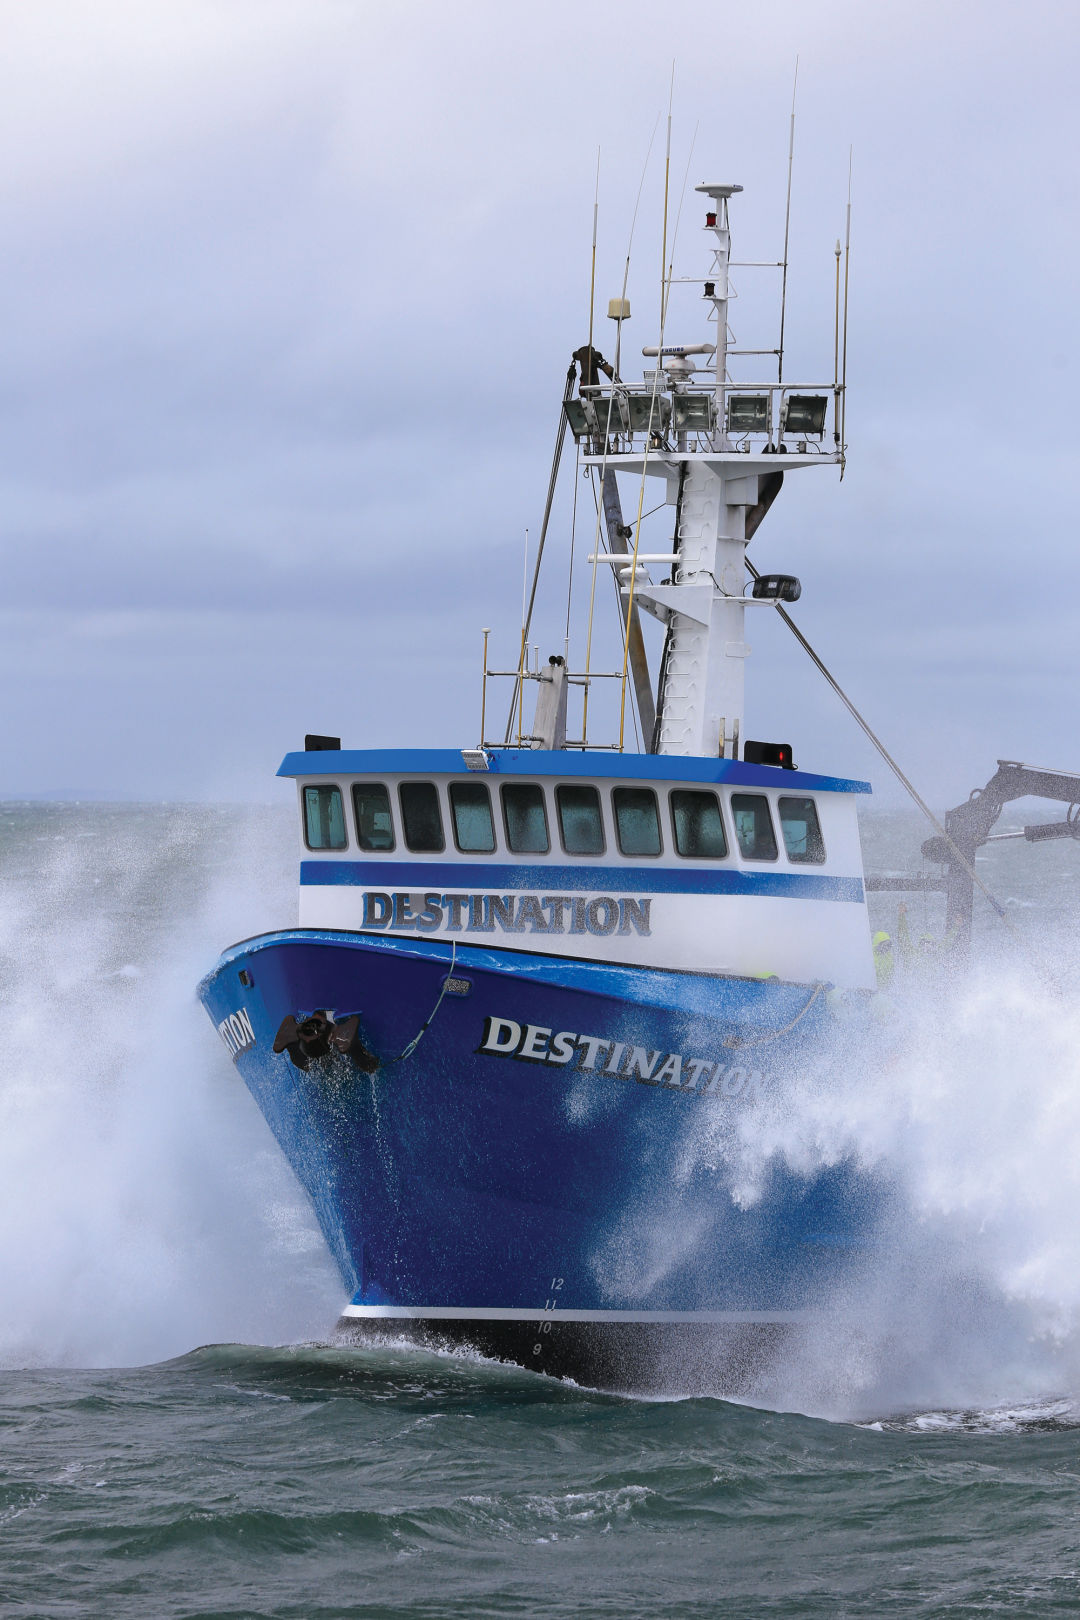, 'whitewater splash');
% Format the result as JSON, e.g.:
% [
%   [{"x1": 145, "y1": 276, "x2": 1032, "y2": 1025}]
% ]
[
  {"x1": 0, "y1": 804, "x2": 340, "y2": 1369},
  {"x1": 688, "y1": 933, "x2": 1080, "y2": 1419},
  {"x1": 2, "y1": 802, "x2": 1079, "y2": 1418}
]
